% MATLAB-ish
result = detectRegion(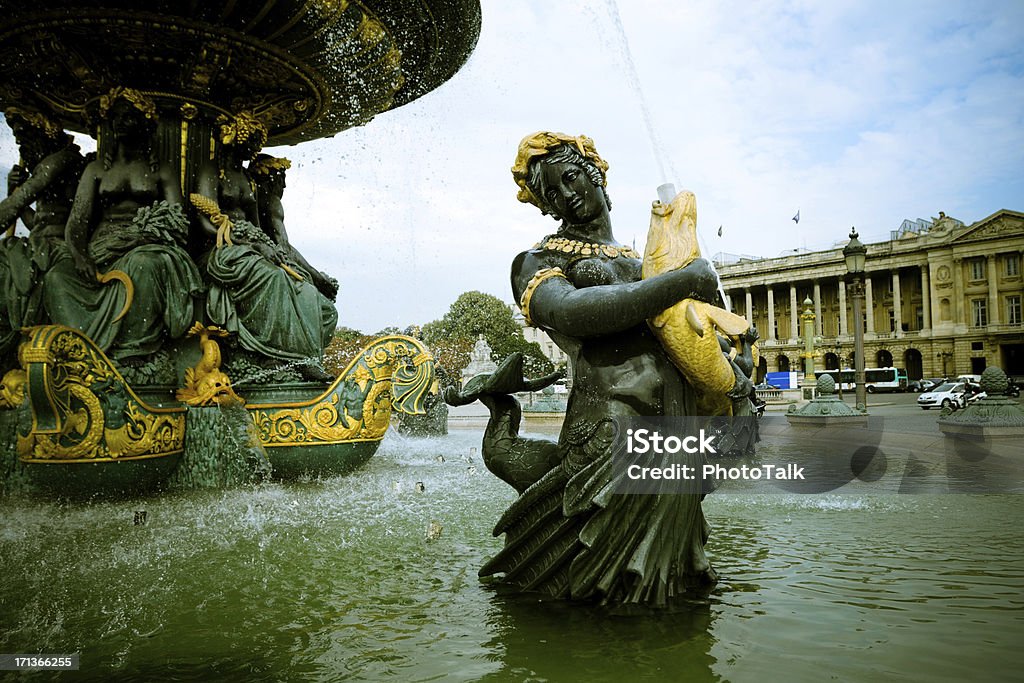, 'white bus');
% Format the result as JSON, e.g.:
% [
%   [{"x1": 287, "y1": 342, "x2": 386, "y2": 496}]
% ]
[{"x1": 819, "y1": 367, "x2": 908, "y2": 393}]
